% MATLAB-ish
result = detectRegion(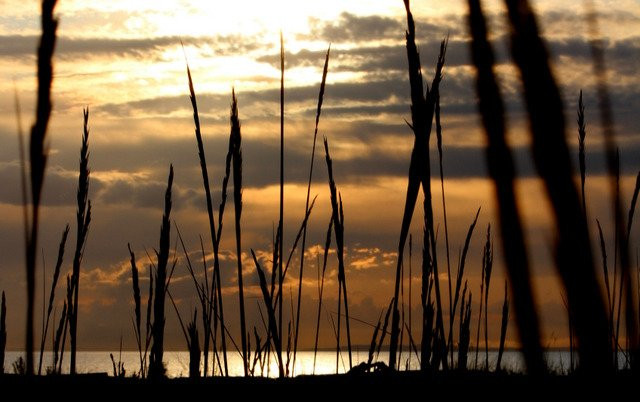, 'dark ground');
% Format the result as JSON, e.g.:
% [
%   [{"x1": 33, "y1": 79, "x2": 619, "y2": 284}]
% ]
[{"x1": 0, "y1": 370, "x2": 635, "y2": 400}]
